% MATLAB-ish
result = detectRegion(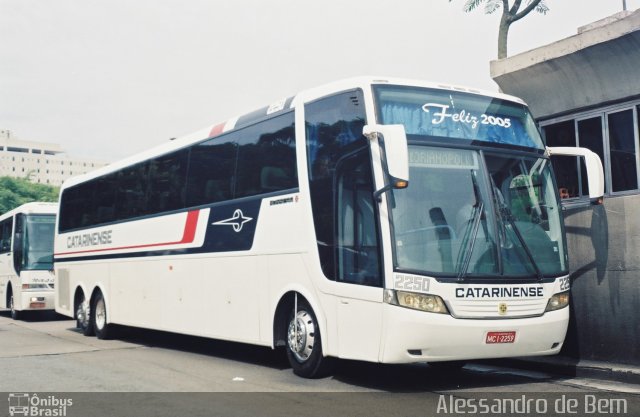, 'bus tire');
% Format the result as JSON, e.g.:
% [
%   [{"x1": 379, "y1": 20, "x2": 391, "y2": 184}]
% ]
[
  {"x1": 9, "y1": 292, "x2": 21, "y2": 321},
  {"x1": 285, "y1": 299, "x2": 334, "y2": 378},
  {"x1": 92, "y1": 291, "x2": 113, "y2": 340},
  {"x1": 76, "y1": 293, "x2": 94, "y2": 336}
]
